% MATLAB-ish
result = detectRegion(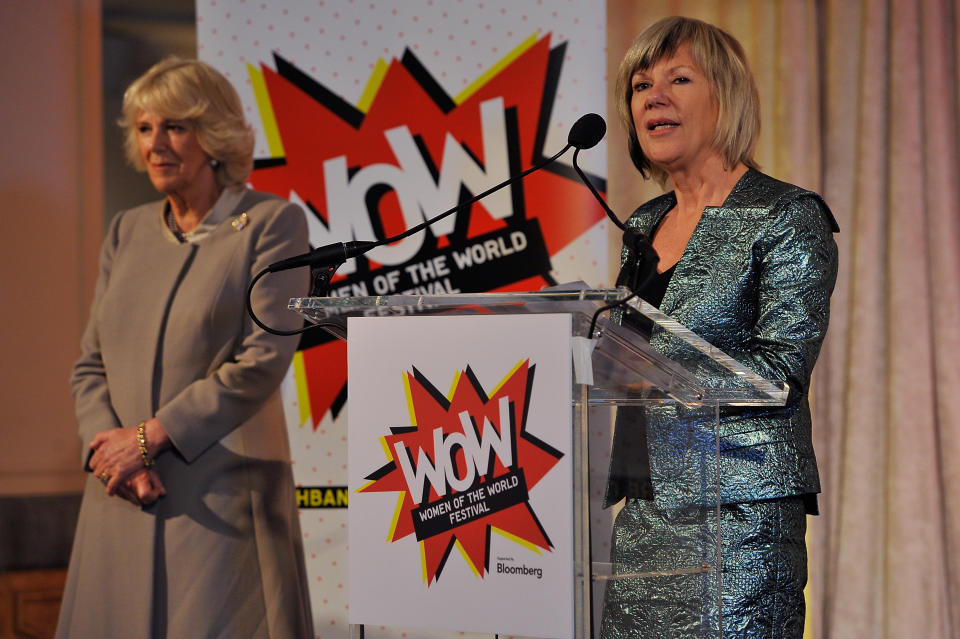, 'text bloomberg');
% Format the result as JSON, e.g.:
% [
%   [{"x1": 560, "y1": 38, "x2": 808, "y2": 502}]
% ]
[{"x1": 496, "y1": 562, "x2": 542, "y2": 580}]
